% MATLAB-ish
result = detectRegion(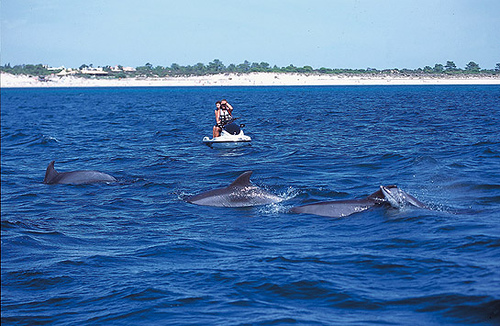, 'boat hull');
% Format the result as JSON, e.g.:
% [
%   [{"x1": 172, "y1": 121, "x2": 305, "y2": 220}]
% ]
[{"x1": 203, "y1": 130, "x2": 251, "y2": 148}]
